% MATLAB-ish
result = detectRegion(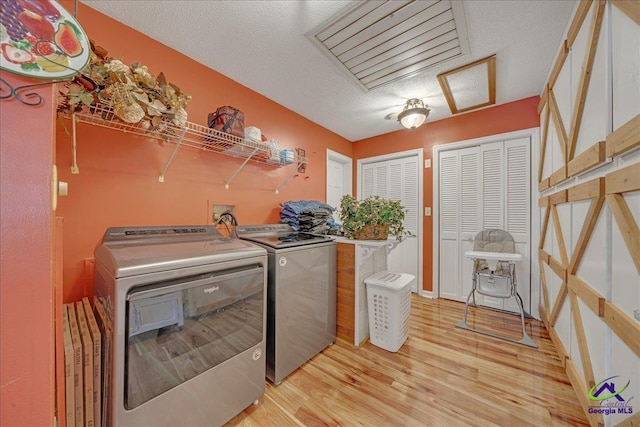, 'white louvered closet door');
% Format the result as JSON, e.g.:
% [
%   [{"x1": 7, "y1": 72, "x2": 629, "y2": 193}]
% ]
[
  {"x1": 439, "y1": 138, "x2": 531, "y2": 312},
  {"x1": 361, "y1": 156, "x2": 420, "y2": 292}
]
